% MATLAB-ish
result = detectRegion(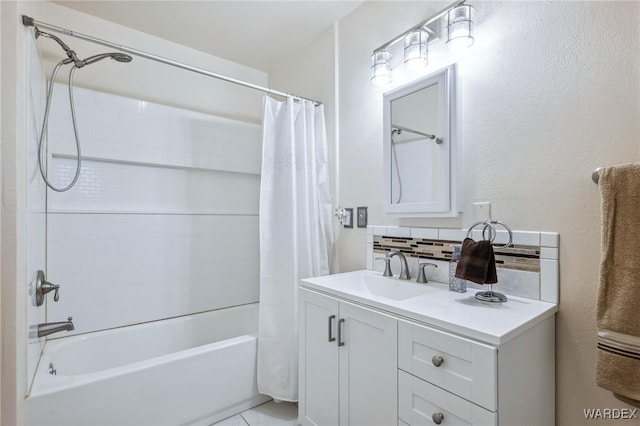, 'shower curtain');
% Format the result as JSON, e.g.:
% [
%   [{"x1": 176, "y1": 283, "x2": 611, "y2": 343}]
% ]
[{"x1": 257, "y1": 96, "x2": 333, "y2": 401}]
